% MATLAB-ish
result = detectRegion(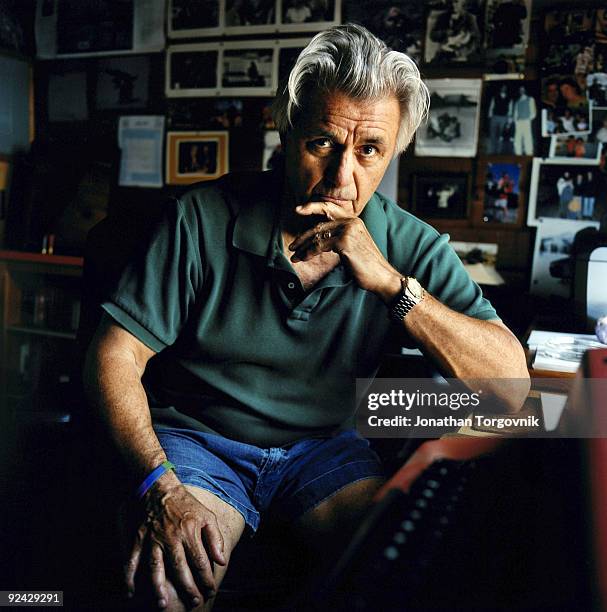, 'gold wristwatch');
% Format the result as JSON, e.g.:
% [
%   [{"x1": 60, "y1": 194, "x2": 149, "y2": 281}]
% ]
[{"x1": 389, "y1": 276, "x2": 425, "y2": 322}]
